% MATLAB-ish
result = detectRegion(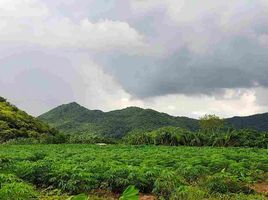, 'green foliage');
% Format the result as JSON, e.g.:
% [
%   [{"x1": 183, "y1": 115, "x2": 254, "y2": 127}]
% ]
[
  {"x1": 0, "y1": 144, "x2": 267, "y2": 199},
  {"x1": 204, "y1": 172, "x2": 252, "y2": 194},
  {"x1": 0, "y1": 174, "x2": 37, "y2": 200},
  {"x1": 125, "y1": 126, "x2": 268, "y2": 148},
  {"x1": 0, "y1": 98, "x2": 60, "y2": 143},
  {"x1": 67, "y1": 133, "x2": 115, "y2": 144},
  {"x1": 38, "y1": 103, "x2": 199, "y2": 138},
  {"x1": 0, "y1": 97, "x2": 6, "y2": 103},
  {"x1": 153, "y1": 171, "x2": 185, "y2": 199},
  {"x1": 37, "y1": 102, "x2": 268, "y2": 148},
  {"x1": 199, "y1": 114, "x2": 224, "y2": 133},
  {"x1": 119, "y1": 185, "x2": 139, "y2": 200},
  {"x1": 67, "y1": 194, "x2": 88, "y2": 200},
  {"x1": 227, "y1": 112, "x2": 268, "y2": 131},
  {"x1": 66, "y1": 186, "x2": 139, "y2": 200},
  {"x1": 170, "y1": 186, "x2": 208, "y2": 200},
  {"x1": 0, "y1": 182, "x2": 37, "y2": 200}
]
